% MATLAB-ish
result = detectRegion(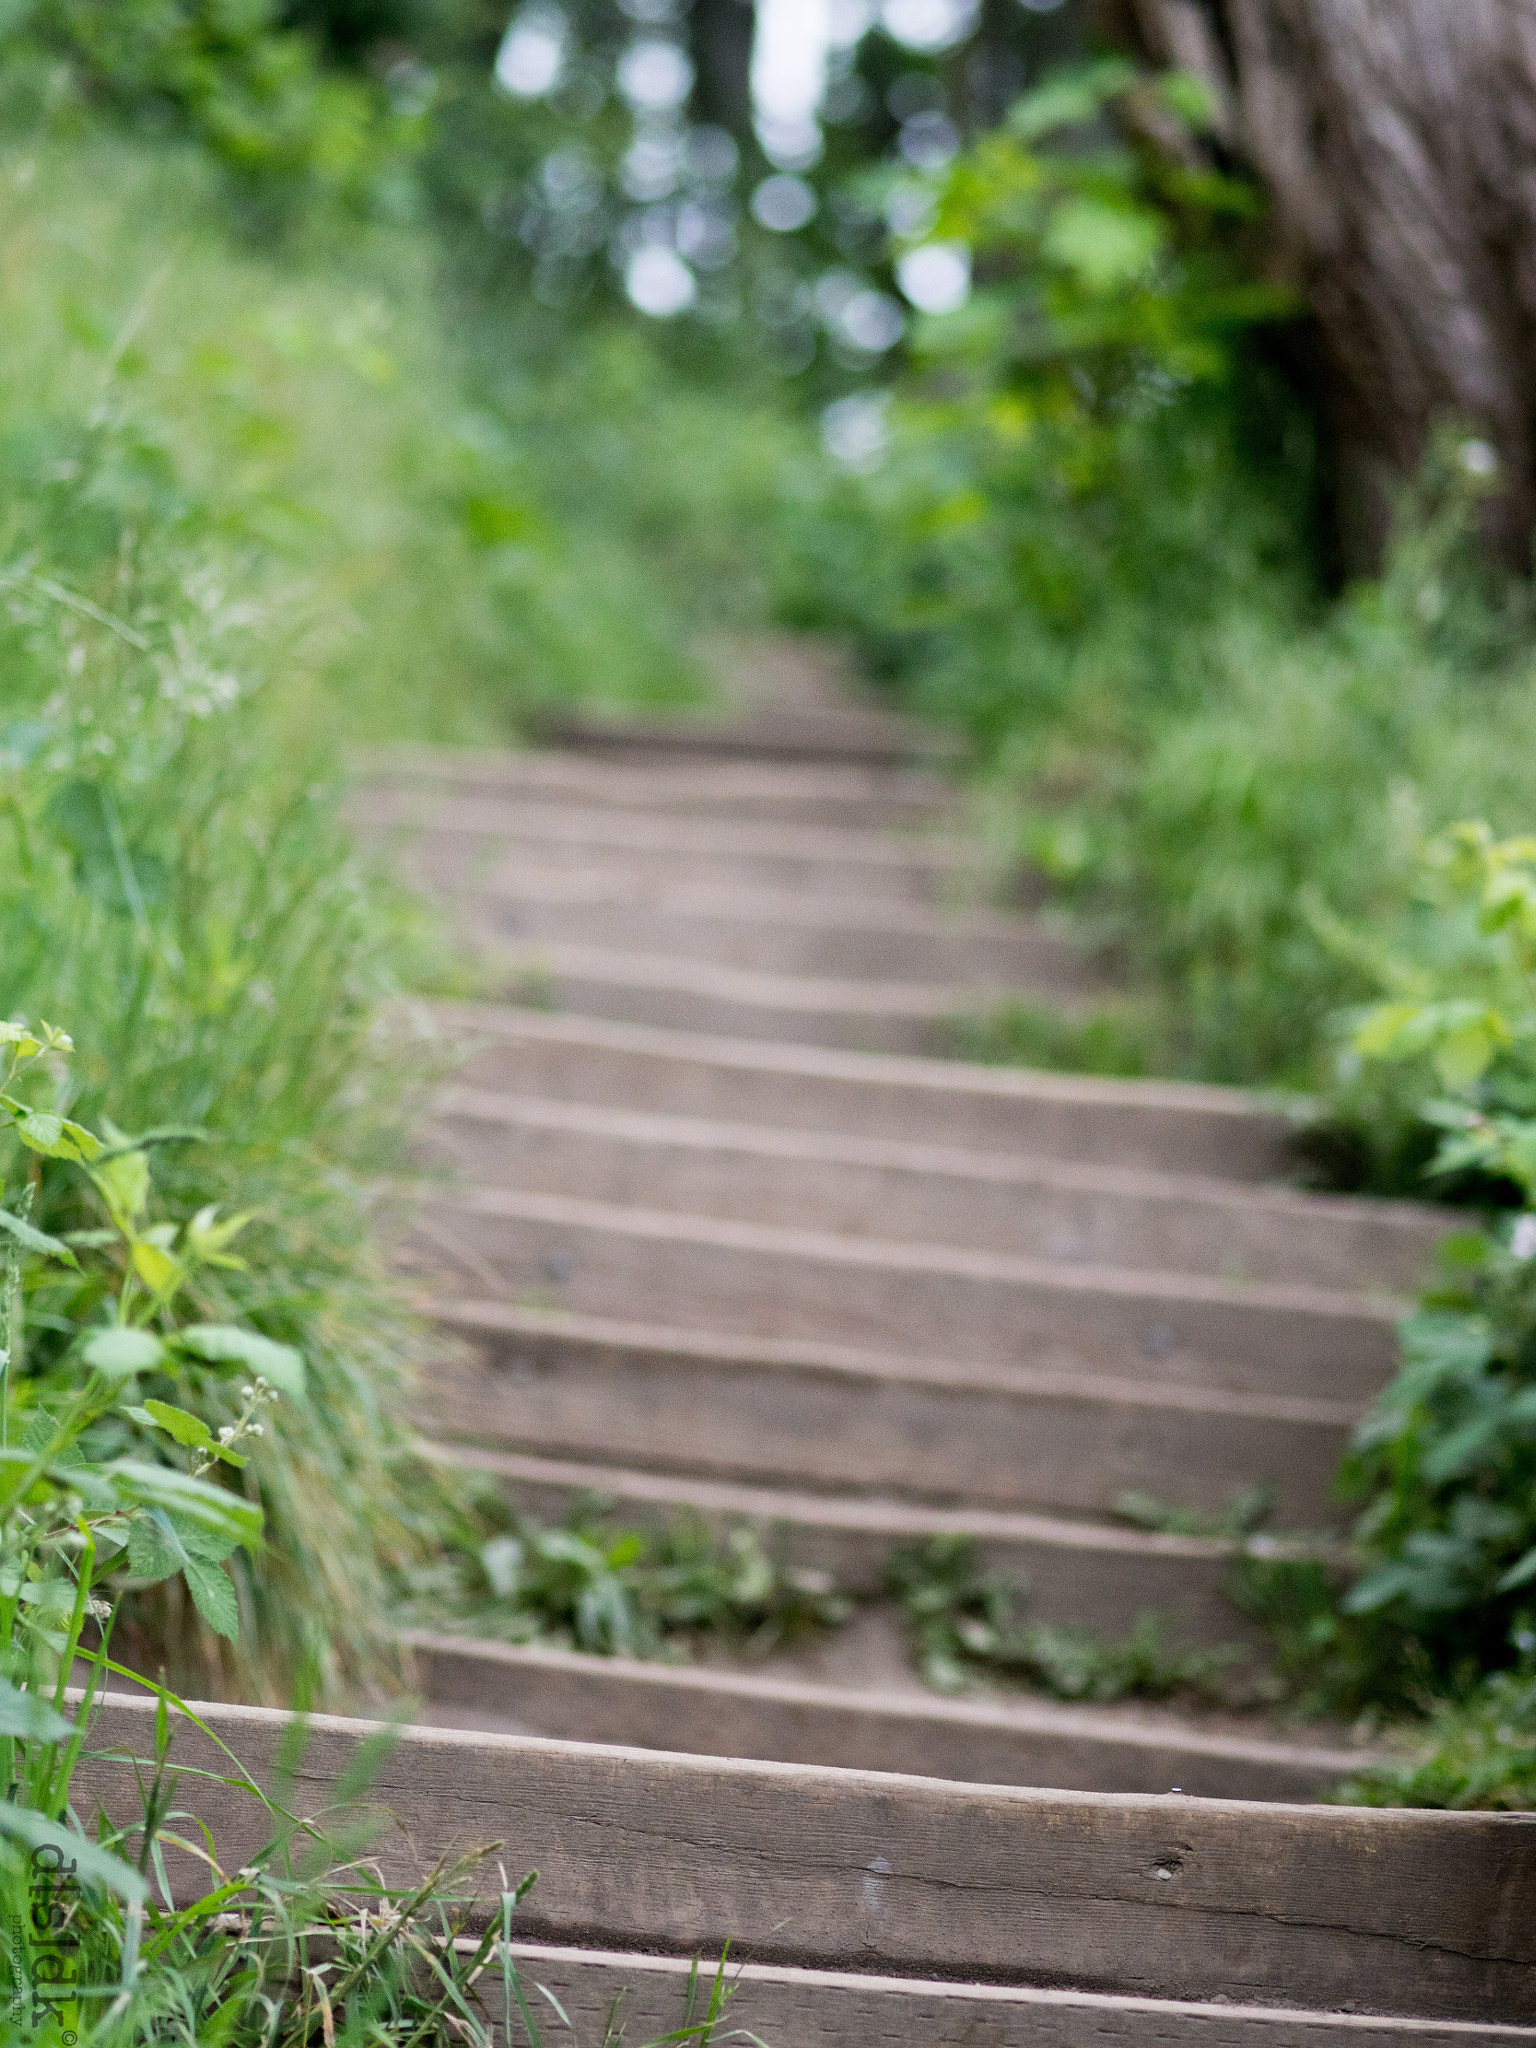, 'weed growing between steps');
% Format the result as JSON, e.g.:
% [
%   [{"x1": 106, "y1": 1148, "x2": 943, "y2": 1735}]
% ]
[
  {"x1": 393, "y1": 1476, "x2": 852, "y2": 1662},
  {"x1": 393, "y1": 1483, "x2": 1262, "y2": 1712},
  {"x1": 884, "y1": 1536, "x2": 1249, "y2": 1707}
]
